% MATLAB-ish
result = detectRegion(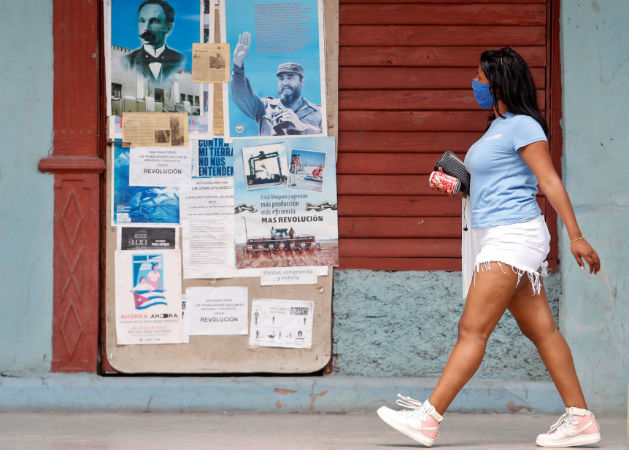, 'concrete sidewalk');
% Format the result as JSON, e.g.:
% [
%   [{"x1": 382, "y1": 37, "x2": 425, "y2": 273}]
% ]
[
  {"x1": 0, "y1": 374, "x2": 572, "y2": 414},
  {"x1": 0, "y1": 412, "x2": 625, "y2": 450}
]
